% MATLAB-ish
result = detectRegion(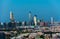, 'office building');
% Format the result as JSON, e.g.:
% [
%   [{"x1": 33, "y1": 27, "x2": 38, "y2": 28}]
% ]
[
  {"x1": 51, "y1": 17, "x2": 54, "y2": 25},
  {"x1": 33, "y1": 15, "x2": 37, "y2": 26},
  {"x1": 37, "y1": 20, "x2": 40, "y2": 26},
  {"x1": 10, "y1": 11, "x2": 14, "y2": 22},
  {"x1": 29, "y1": 11, "x2": 32, "y2": 25}
]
